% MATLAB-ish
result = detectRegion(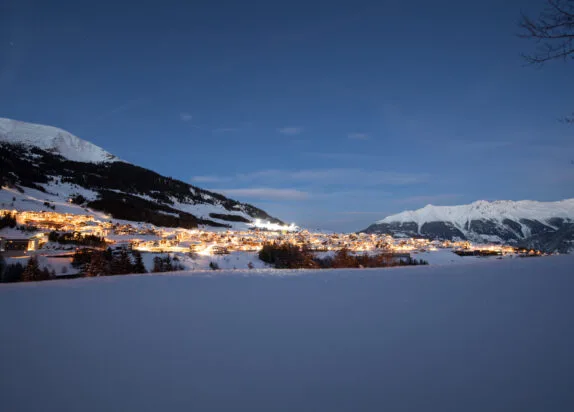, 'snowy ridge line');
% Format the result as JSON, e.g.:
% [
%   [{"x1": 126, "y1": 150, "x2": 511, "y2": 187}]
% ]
[
  {"x1": 0, "y1": 117, "x2": 118, "y2": 163},
  {"x1": 378, "y1": 199, "x2": 574, "y2": 226}
]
